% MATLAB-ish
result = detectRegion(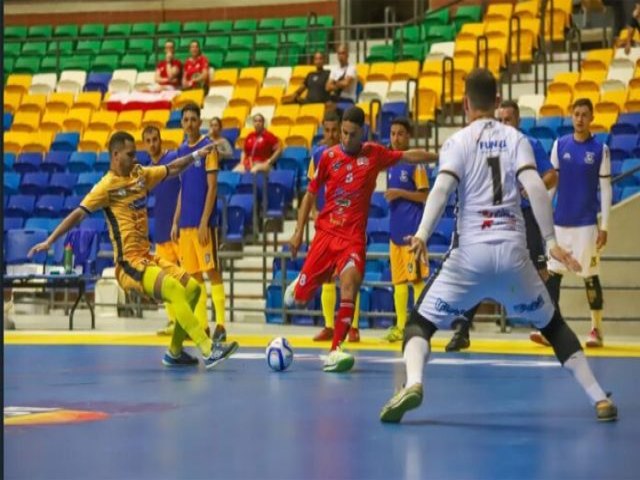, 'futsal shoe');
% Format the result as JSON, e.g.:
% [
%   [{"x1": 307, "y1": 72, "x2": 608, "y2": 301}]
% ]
[
  {"x1": 380, "y1": 383, "x2": 423, "y2": 423},
  {"x1": 445, "y1": 322, "x2": 470, "y2": 352},
  {"x1": 382, "y1": 326, "x2": 404, "y2": 343},
  {"x1": 348, "y1": 327, "x2": 360, "y2": 343},
  {"x1": 204, "y1": 341, "x2": 239, "y2": 370},
  {"x1": 595, "y1": 396, "x2": 618, "y2": 422},
  {"x1": 323, "y1": 347, "x2": 355, "y2": 372},
  {"x1": 212, "y1": 324, "x2": 227, "y2": 342},
  {"x1": 156, "y1": 321, "x2": 175, "y2": 336},
  {"x1": 162, "y1": 350, "x2": 199, "y2": 367},
  {"x1": 529, "y1": 331, "x2": 551, "y2": 346},
  {"x1": 284, "y1": 275, "x2": 299, "y2": 308},
  {"x1": 313, "y1": 327, "x2": 334, "y2": 341},
  {"x1": 585, "y1": 328, "x2": 604, "y2": 348}
]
